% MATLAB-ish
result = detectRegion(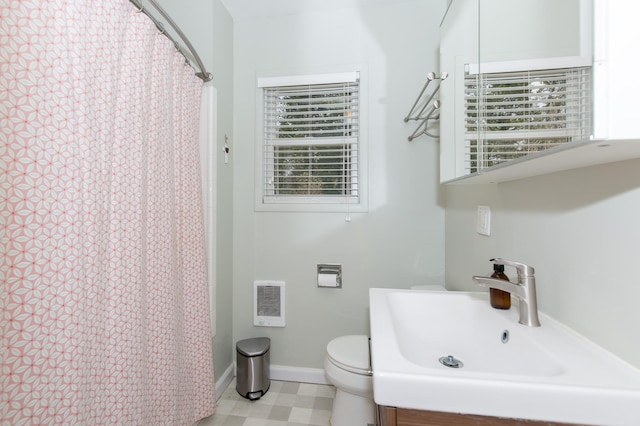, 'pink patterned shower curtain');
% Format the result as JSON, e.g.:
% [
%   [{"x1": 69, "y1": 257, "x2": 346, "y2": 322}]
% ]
[{"x1": 1, "y1": 1, "x2": 215, "y2": 424}]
